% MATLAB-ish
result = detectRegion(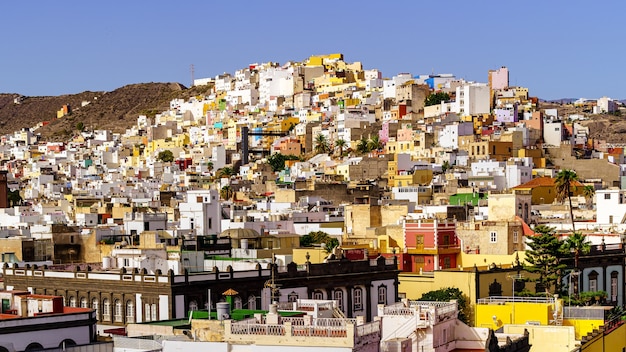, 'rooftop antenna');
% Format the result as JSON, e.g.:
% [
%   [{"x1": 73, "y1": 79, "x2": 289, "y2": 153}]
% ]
[{"x1": 190, "y1": 64, "x2": 195, "y2": 87}]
